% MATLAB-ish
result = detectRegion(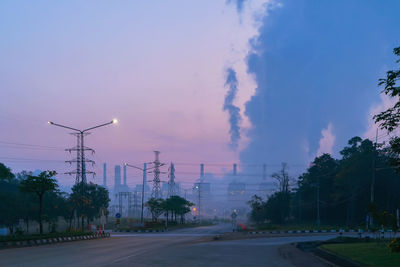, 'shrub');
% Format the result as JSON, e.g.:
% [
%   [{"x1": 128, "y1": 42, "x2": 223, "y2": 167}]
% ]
[{"x1": 388, "y1": 238, "x2": 400, "y2": 253}]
